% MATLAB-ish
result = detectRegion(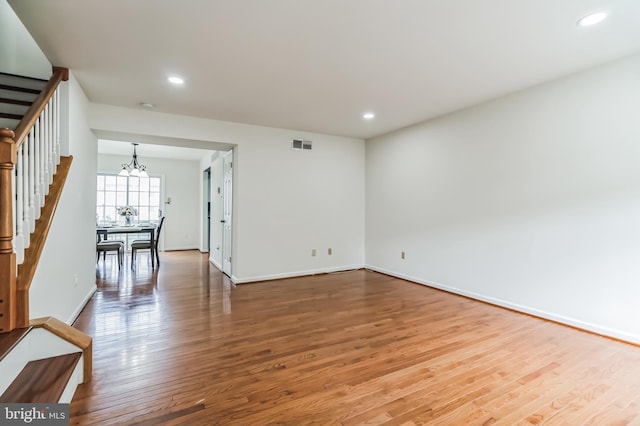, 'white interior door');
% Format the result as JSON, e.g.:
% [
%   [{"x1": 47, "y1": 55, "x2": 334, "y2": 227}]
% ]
[
  {"x1": 221, "y1": 150, "x2": 233, "y2": 277},
  {"x1": 202, "y1": 168, "x2": 211, "y2": 252}
]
